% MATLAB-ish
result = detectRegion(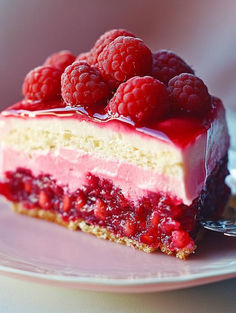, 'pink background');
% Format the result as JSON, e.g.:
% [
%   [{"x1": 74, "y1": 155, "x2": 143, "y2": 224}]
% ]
[{"x1": 0, "y1": 0, "x2": 236, "y2": 110}]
